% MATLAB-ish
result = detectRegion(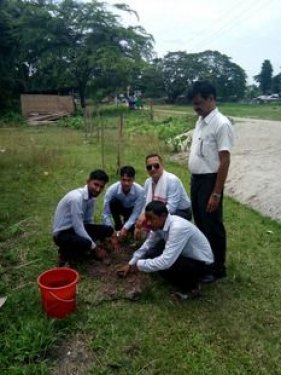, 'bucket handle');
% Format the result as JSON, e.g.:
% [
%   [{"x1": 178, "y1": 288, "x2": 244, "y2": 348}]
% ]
[{"x1": 49, "y1": 291, "x2": 75, "y2": 304}]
